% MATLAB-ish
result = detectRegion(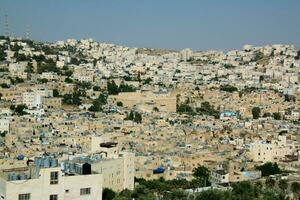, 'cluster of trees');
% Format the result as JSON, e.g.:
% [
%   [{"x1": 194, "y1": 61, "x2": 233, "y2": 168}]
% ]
[
  {"x1": 223, "y1": 64, "x2": 236, "y2": 69},
  {"x1": 93, "y1": 86, "x2": 101, "y2": 91},
  {"x1": 238, "y1": 87, "x2": 258, "y2": 97},
  {"x1": 14, "y1": 52, "x2": 31, "y2": 62},
  {"x1": 177, "y1": 101, "x2": 220, "y2": 119},
  {"x1": 10, "y1": 104, "x2": 28, "y2": 115},
  {"x1": 0, "y1": 44, "x2": 6, "y2": 61},
  {"x1": 107, "y1": 80, "x2": 136, "y2": 95},
  {"x1": 53, "y1": 89, "x2": 60, "y2": 97},
  {"x1": 10, "y1": 77, "x2": 24, "y2": 85},
  {"x1": 124, "y1": 110, "x2": 142, "y2": 123},
  {"x1": 102, "y1": 179, "x2": 299, "y2": 200},
  {"x1": 61, "y1": 65, "x2": 73, "y2": 77},
  {"x1": 37, "y1": 78, "x2": 48, "y2": 83},
  {"x1": 255, "y1": 108, "x2": 282, "y2": 120},
  {"x1": 263, "y1": 112, "x2": 281, "y2": 120},
  {"x1": 177, "y1": 103, "x2": 194, "y2": 114},
  {"x1": 220, "y1": 84, "x2": 238, "y2": 93},
  {"x1": 0, "y1": 83, "x2": 10, "y2": 88},
  {"x1": 37, "y1": 59, "x2": 60, "y2": 74},
  {"x1": 101, "y1": 164, "x2": 300, "y2": 200},
  {"x1": 284, "y1": 94, "x2": 296, "y2": 102},
  {"x1": 256, "y1": 162, "x2": 281, "y2": 177},
  {"x1": 252, "y1": 52, "x2": 264, "y2": 62},
  {"x1": 62, "y1": 92, "x2": 82, "y2": 105},
  {"x1": 196, "y1": 101, "x2": 220, "y2": 119},
  {"x1": 143, "y1": 77, "x2": 153, "y2": 85},
  {"x1": 252, "y1": 107, "x2": 261, "y2": 119},
  {"x1": 88, "y1": 93, "x2": 108, "y2": 112}
]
